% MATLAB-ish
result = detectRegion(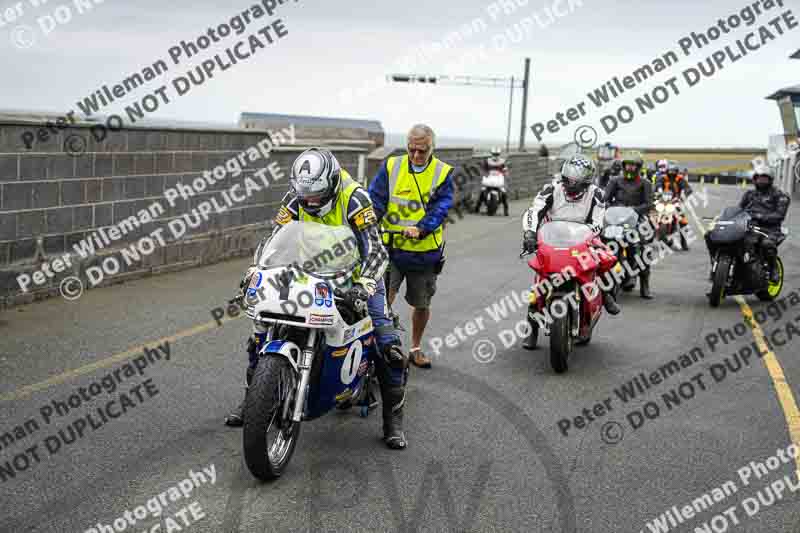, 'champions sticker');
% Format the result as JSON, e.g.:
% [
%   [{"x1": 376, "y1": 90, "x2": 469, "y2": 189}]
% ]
[
  {"x1": 275, "y1": 206, "x2": 293, "y2": 225},
  {"x1": 309, "y1": 314, "x2": 334, "y2": 326},
  {"x1": 352, "y1": 206, "x2": 377, "y2": 230}
]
